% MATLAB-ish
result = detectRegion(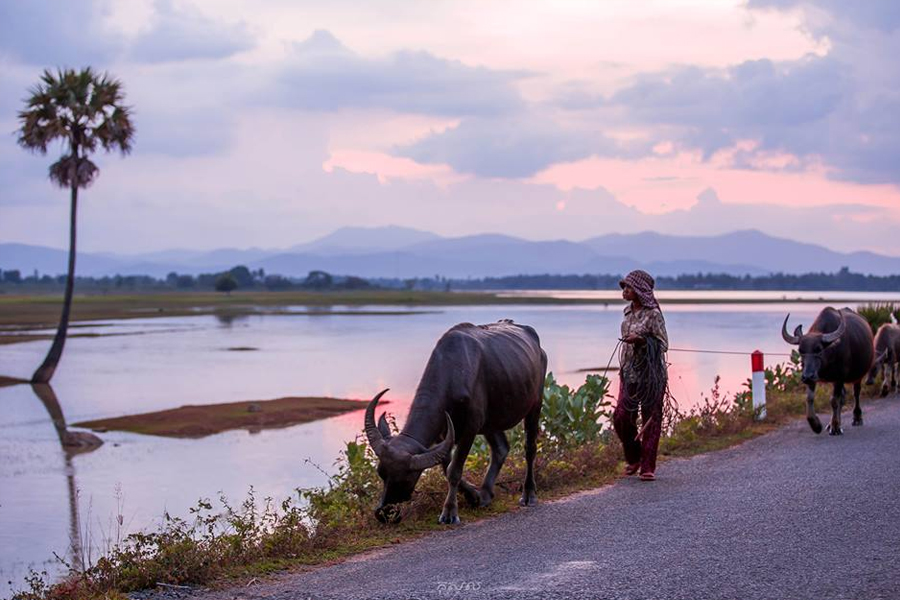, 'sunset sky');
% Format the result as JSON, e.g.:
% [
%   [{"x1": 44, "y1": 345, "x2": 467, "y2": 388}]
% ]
[{"x1": 1, "y1": 0, "x2": 898, "y2": 254}]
